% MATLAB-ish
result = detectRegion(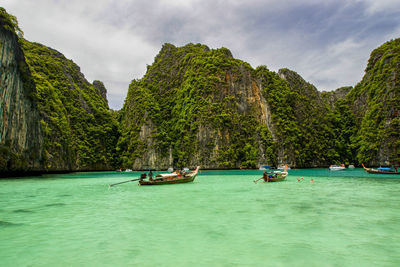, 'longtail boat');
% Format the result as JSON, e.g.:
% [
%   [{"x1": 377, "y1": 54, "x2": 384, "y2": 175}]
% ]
[
  {"x1": 255, "y1": 165, "x2": 288, "y2": 183},
  {"x1": 362, "y1": 164, "x2": 400, "y2": 175},
  {"x1": 139, "y1": 166, "x2": 200, "y2": 185}
]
